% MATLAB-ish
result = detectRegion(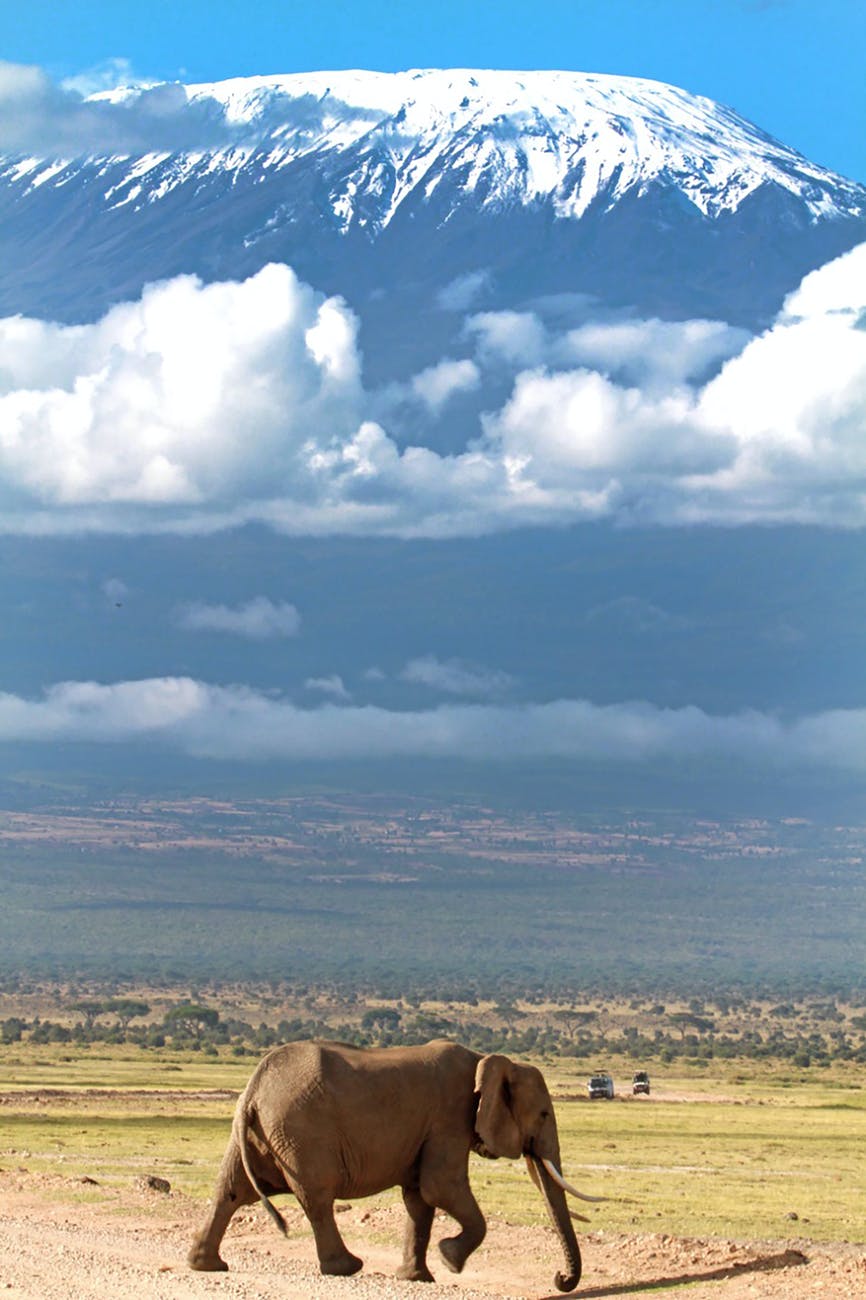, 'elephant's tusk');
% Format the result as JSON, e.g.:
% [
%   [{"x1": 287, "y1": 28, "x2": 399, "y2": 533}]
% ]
[{"x1": 540, "y1": 1157, "x2": 608, "y2": 1203}]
